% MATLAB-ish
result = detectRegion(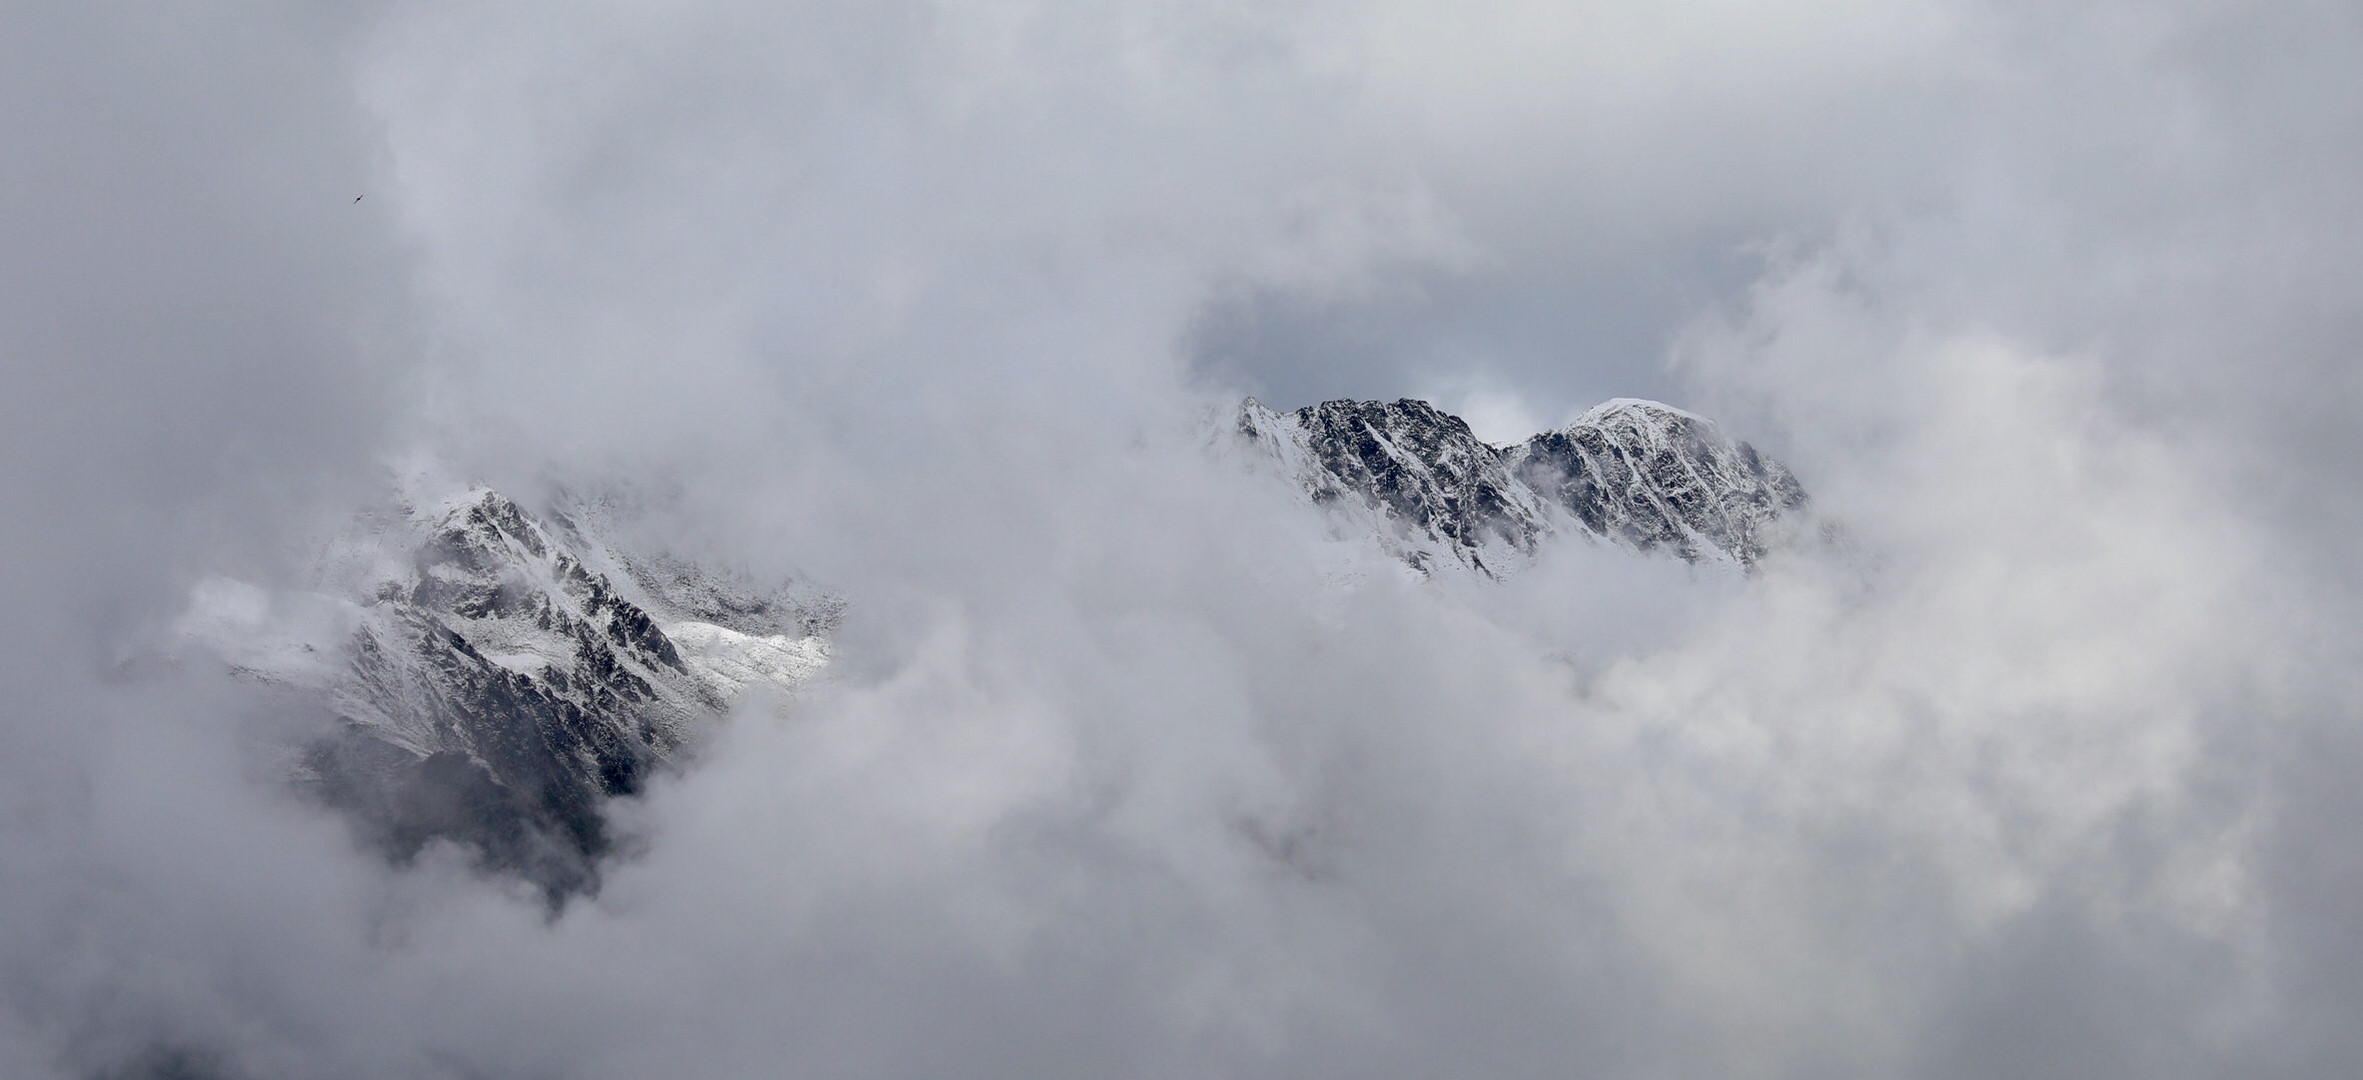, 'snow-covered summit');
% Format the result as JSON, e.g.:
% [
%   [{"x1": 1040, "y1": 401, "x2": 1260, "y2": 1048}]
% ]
[
  {"x1": 176, "y1": 397, "x2": 1799, "y2": 898},
  {"x1": 1236, "y1": 395, "x2": 1808, "y2": 575},
  {"x1": 176, "y1": 486, "x2": 835, "y2": 899}
]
